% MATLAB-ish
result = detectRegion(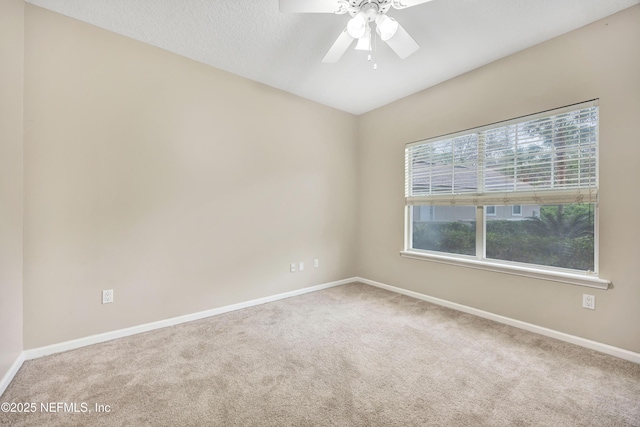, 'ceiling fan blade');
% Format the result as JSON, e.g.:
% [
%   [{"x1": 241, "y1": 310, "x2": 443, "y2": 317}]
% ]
[
  {"x1": 322, "y1": 28, "x2": 355, "y2": 63},
  {"x1": 391, "y1": 0, "x2": 436, "y2": 9},
  {"x1": 279, "y1": 0, "x2": 344, "y2": 13},
  {"x1": 384, "y1": 23, "x2": 419, "y2": 59}
]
